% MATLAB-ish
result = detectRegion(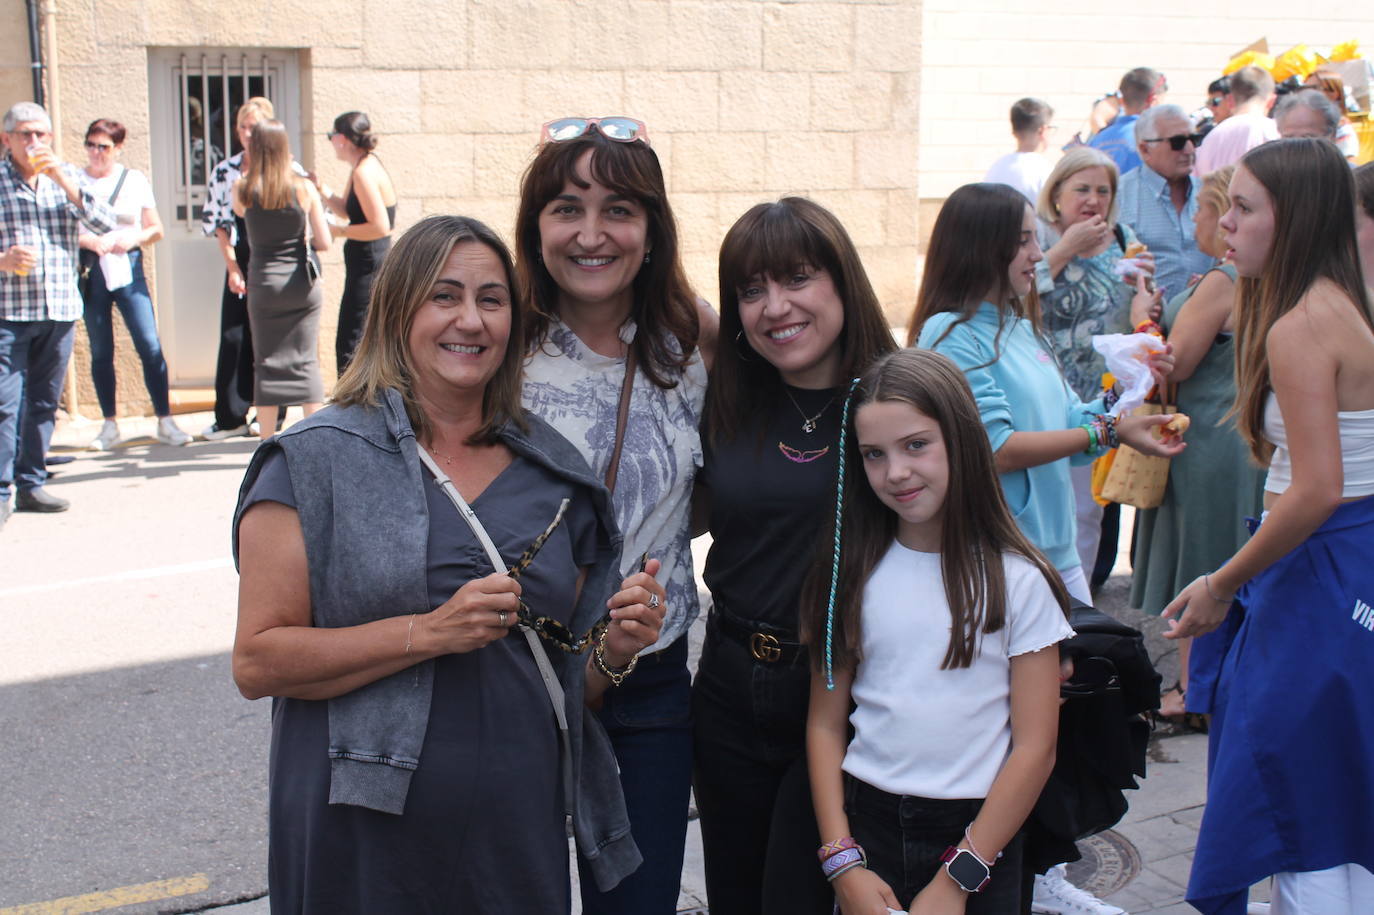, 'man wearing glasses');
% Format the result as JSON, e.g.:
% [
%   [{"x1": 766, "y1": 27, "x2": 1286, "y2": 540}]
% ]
[
  {"x1": 0, "y1": 102, "x2": 118, "y2": 530},
  {"x1": 1117, "y1": 105, "x2": 1217, "y2": 302}
]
